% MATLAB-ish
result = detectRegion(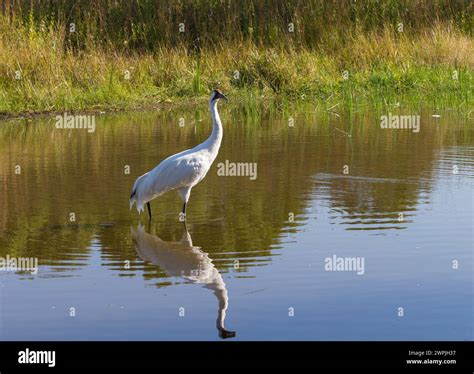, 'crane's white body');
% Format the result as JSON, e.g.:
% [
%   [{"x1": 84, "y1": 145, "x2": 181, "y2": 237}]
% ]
[{"x1": 130, "y1": 94, "x2": 224, "y2": 214}]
